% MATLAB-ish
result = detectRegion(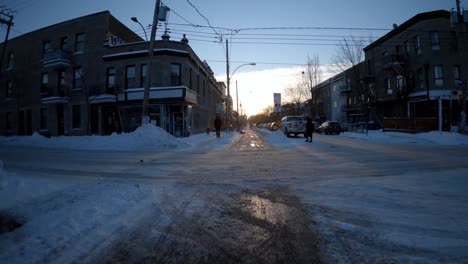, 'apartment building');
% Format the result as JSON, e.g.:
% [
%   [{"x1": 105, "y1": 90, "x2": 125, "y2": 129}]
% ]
[
  {"x1": 364, "y1": 10, "x2": 468, "y2": 131},
  {"x1": 0, "y1": 11, "x2": 224, "y2": 137}
]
